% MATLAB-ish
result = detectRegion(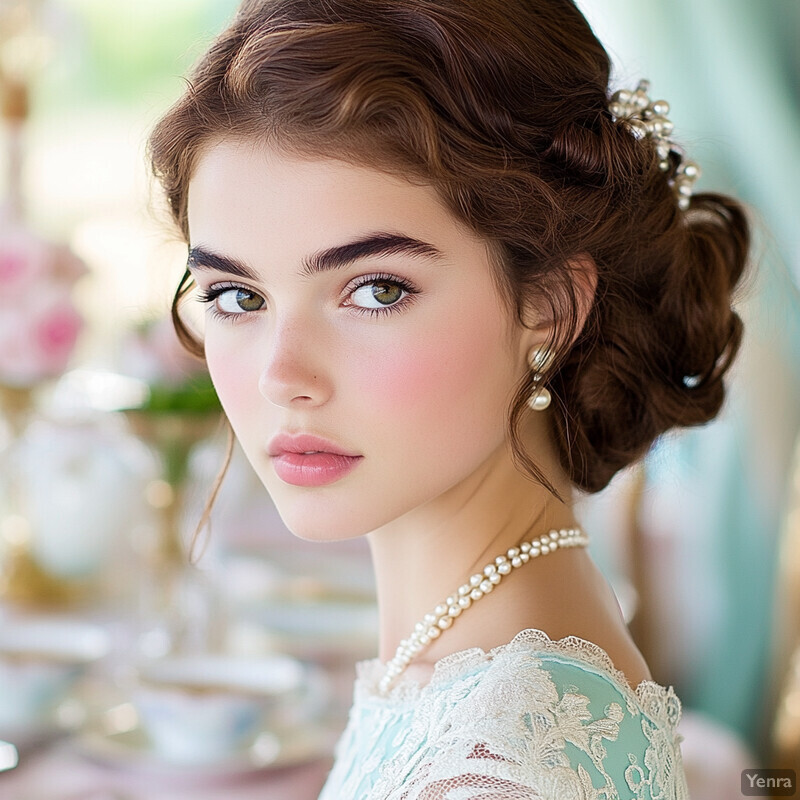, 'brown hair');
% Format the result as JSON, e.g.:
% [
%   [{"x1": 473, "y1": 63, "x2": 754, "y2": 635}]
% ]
[{"x1": 150, "y1": 0, "x2": 750, "y2": 502}]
